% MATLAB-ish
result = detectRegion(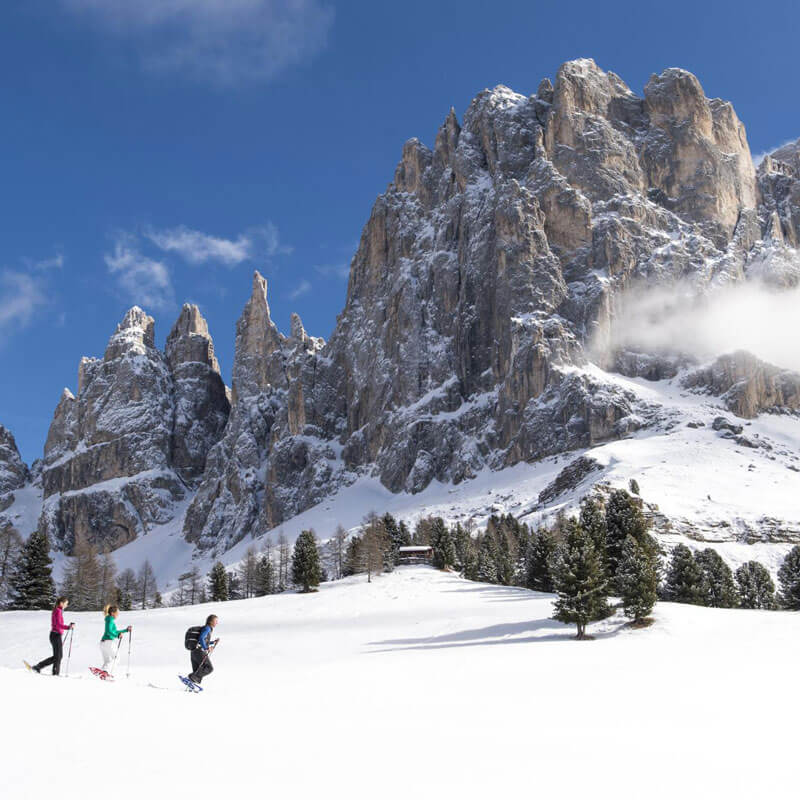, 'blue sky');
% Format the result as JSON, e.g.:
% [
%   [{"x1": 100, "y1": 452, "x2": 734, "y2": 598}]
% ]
[{"x1": 1, "y1": 0, "x2": 799, "y2": 465}]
